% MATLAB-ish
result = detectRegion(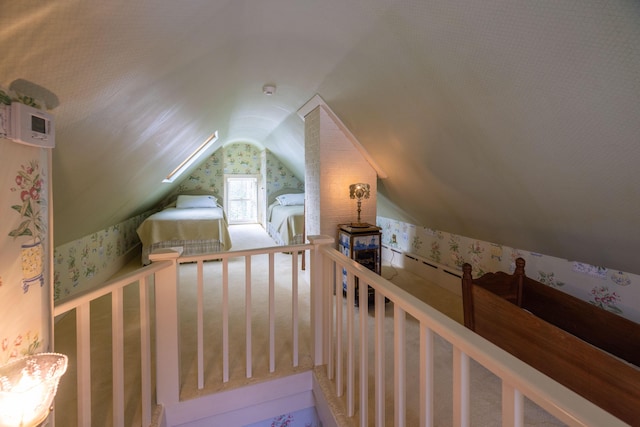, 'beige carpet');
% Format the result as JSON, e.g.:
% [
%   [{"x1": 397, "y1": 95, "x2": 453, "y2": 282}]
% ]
[
  {"x1": 53, "y1": 224, "x2": 563, "y2": 426},
  {"x1": 176, "y1": 224, "x2": 313, "y2": 400},
  {"x1": 317, "y1": 290, "x2": 565, "y2": 426},
  {"x1": 53, "y1": 224, "x2": 310, "y2": 426}
]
